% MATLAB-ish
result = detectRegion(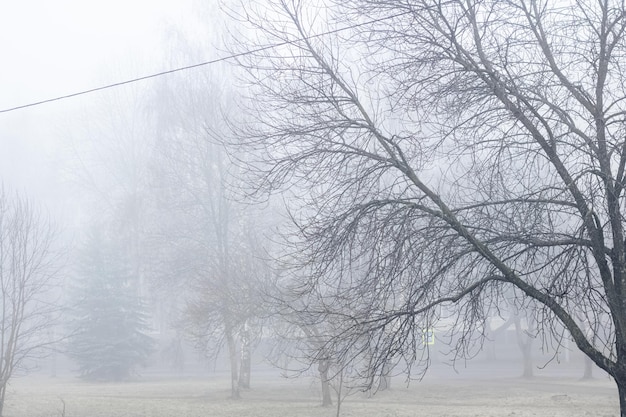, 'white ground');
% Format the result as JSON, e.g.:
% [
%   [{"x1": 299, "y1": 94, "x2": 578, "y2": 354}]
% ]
[{"x1": 1, "y1": 372, "x2": 619, "y2": 417}]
